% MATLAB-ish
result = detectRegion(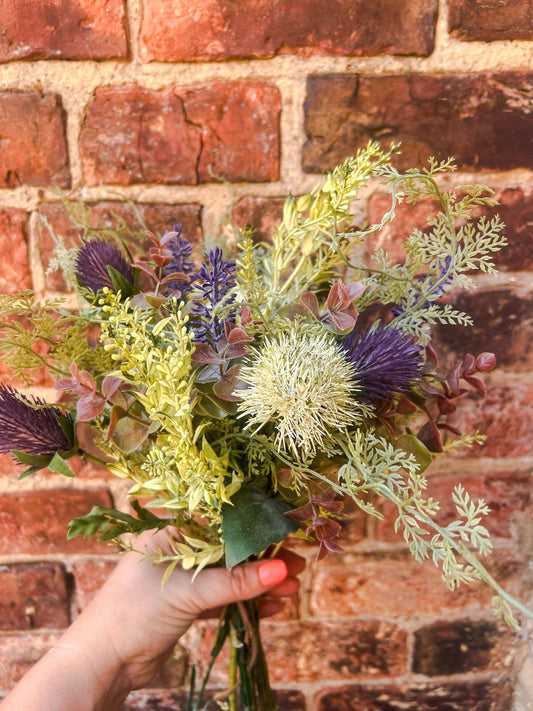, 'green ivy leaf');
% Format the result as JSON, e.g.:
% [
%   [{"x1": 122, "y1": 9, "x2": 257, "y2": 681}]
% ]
[{"x1": 221, "y1": 483, "x2": 299, "y2": 568}]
